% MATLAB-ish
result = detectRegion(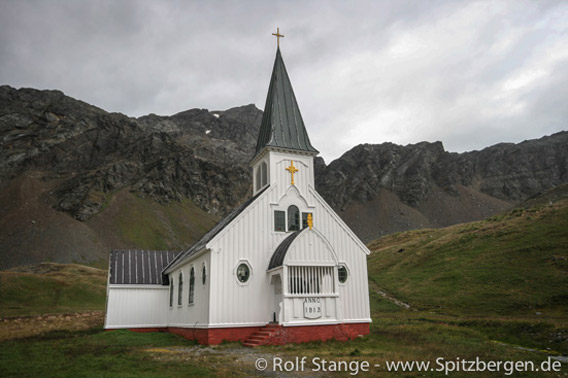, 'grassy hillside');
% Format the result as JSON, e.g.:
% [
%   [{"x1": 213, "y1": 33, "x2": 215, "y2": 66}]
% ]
[
  {"x1": 367, "y1": 192, "x2": 568, "y2": 317},
  {"x1": 0, "y1": 175, "x2": 220, "y2": 269},
  {"x1": 87, "y1": 189, "x2": 220, "y2": 255},
  {"x1": 0, "y1": 263, "x2": 107, "y2": 317}
]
